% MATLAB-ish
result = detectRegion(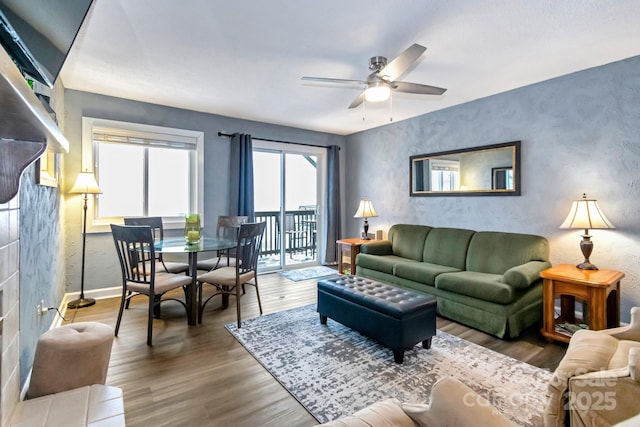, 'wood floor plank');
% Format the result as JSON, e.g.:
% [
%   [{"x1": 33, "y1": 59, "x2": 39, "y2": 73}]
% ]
[{"x1": 62, "y1": 271, "x2": 566, "y2": 426}]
